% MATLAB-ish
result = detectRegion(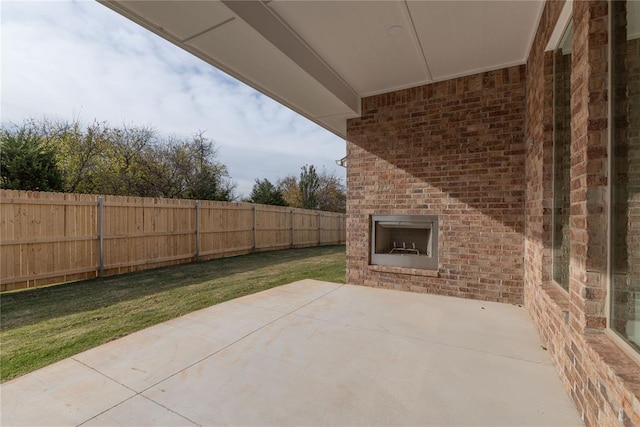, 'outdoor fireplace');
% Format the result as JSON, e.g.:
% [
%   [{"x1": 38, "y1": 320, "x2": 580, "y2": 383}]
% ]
[{"x1": 371, "y1": 215, "x2": 438, "y2": 270}]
